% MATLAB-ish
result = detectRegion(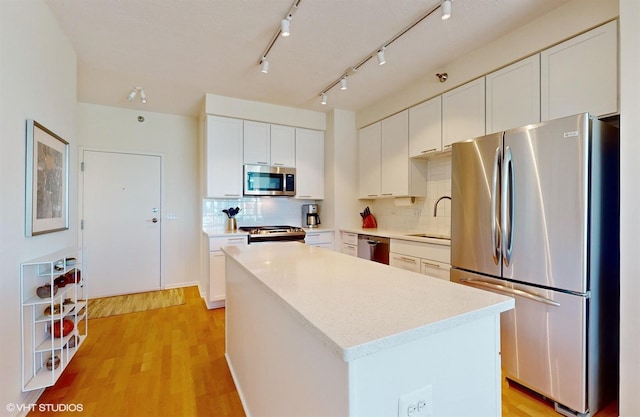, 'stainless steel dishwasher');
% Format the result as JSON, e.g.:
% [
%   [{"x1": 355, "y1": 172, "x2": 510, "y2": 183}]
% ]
[{"x1": 357, "y1": 234, "x2": 390, "y2": 265}]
